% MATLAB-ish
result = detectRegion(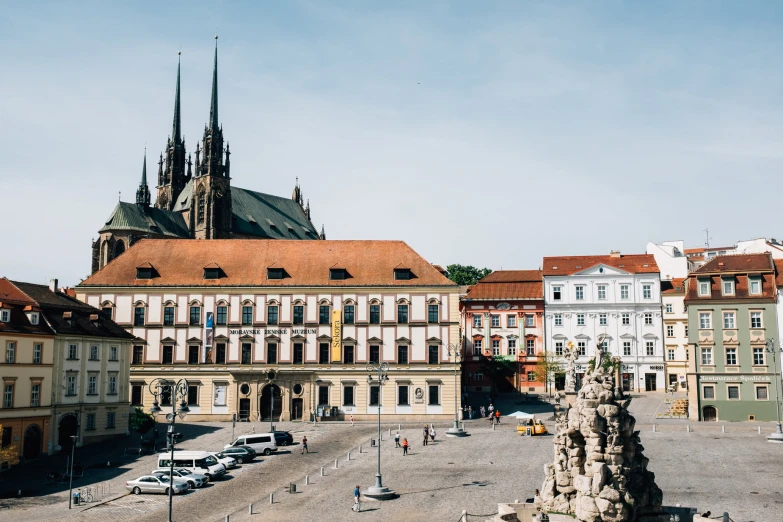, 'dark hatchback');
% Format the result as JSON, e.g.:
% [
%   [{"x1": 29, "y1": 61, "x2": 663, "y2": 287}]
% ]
[{"x1": 274, "y1": 431, "x2": 294, "y2": 446}]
